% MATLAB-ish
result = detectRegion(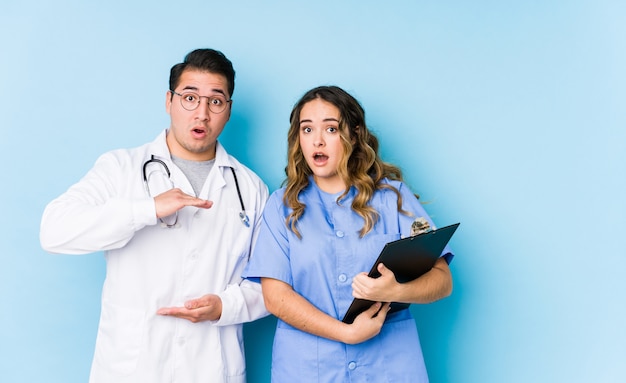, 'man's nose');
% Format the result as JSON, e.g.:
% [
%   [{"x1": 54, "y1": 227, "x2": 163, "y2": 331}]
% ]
[{"x1": 194, "y1": 99, "x2": 211, "y2": 120}]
